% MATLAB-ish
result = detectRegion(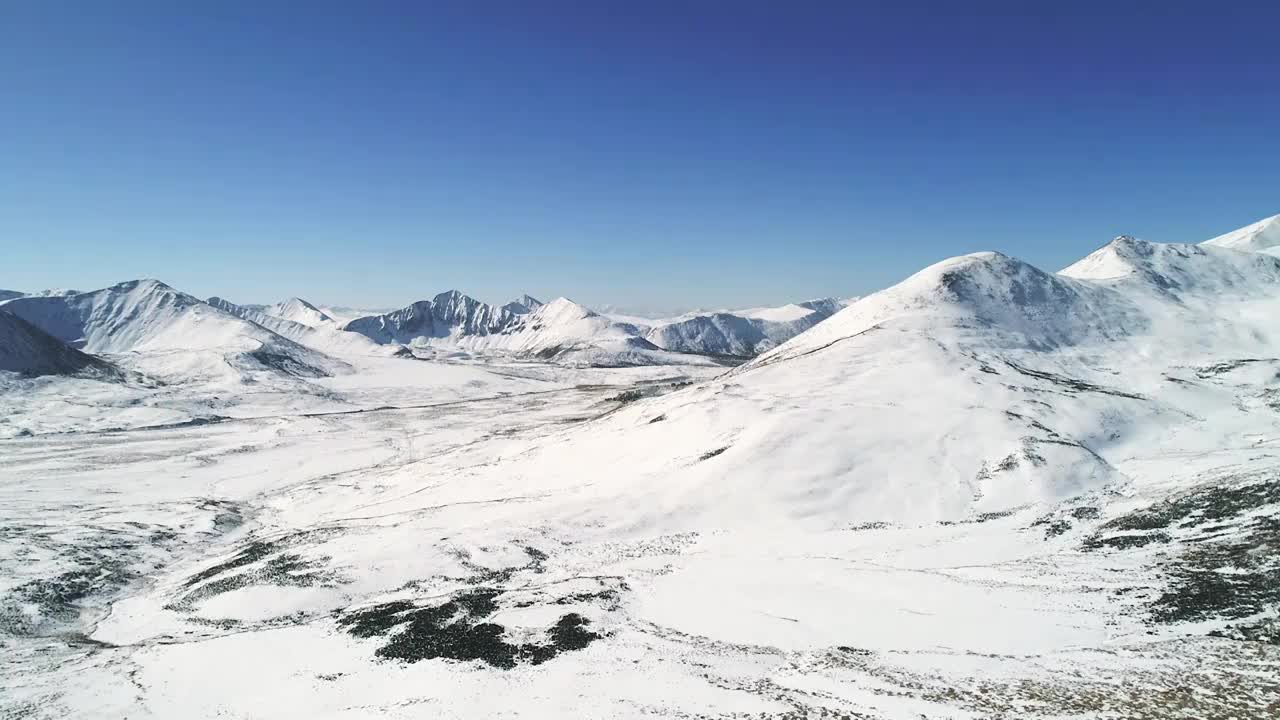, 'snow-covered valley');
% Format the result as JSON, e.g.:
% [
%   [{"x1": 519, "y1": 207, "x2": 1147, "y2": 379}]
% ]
[{"x1": 3, "y1": 216, "x2": 1280, "y2": 718}]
